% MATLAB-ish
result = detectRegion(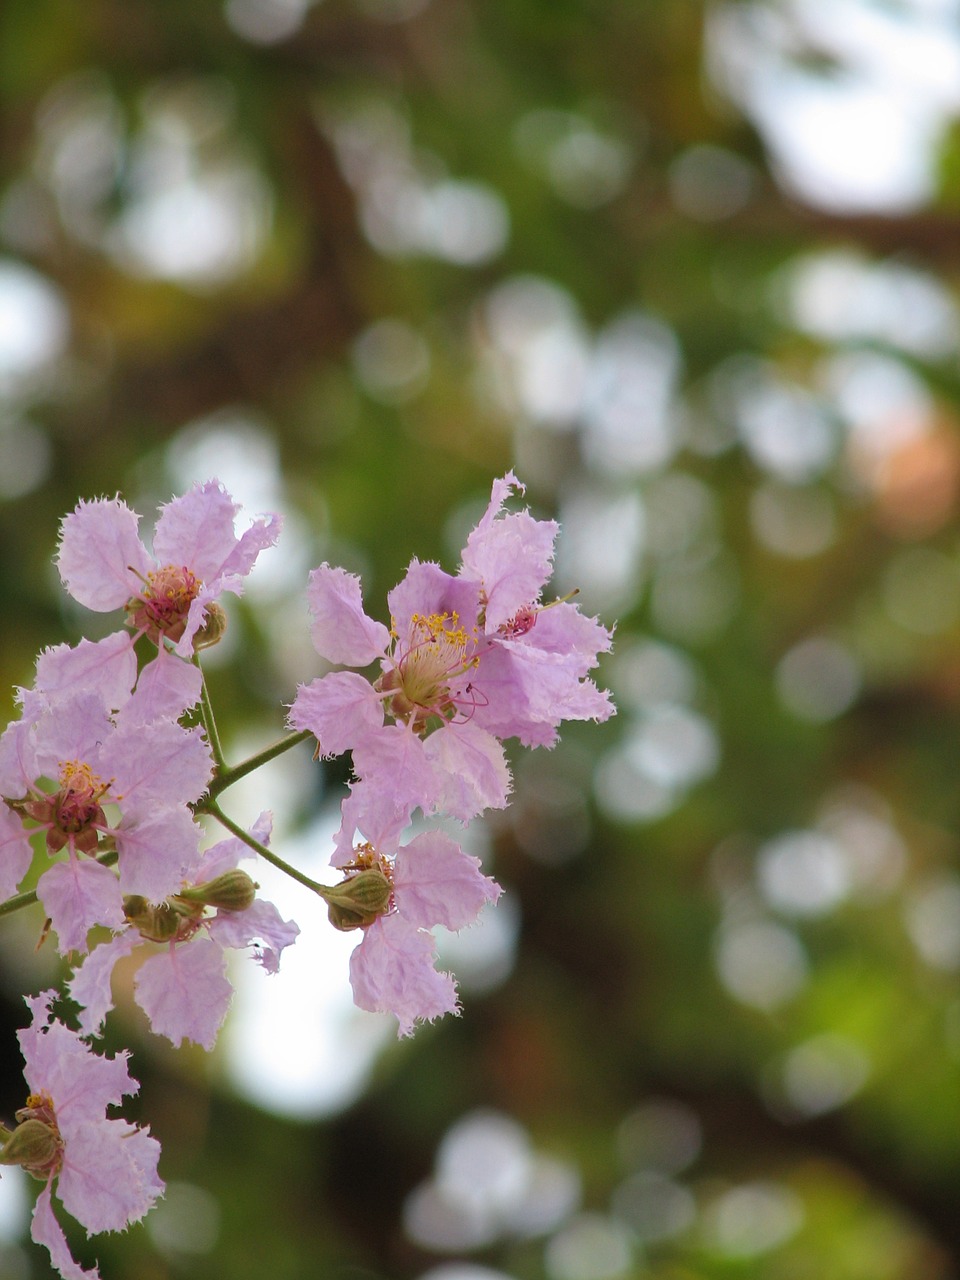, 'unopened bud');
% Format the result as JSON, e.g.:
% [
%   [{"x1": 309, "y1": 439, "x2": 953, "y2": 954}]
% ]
[
  {"x1": 123, "y1": 895, "x2": 180, "y2": 943},
  {"x1": 324, "y1": 869, "x2": 392, "y2": 932},
  {"x1": 179, "y1": 869, "x2": 258, "y2": 913},
  {"x1": 193, "y1": 602, "x2": 228, "y2": 651},
  {"x1": 0, "y1": 1119, "x2": 61, "y2": 1174}
]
